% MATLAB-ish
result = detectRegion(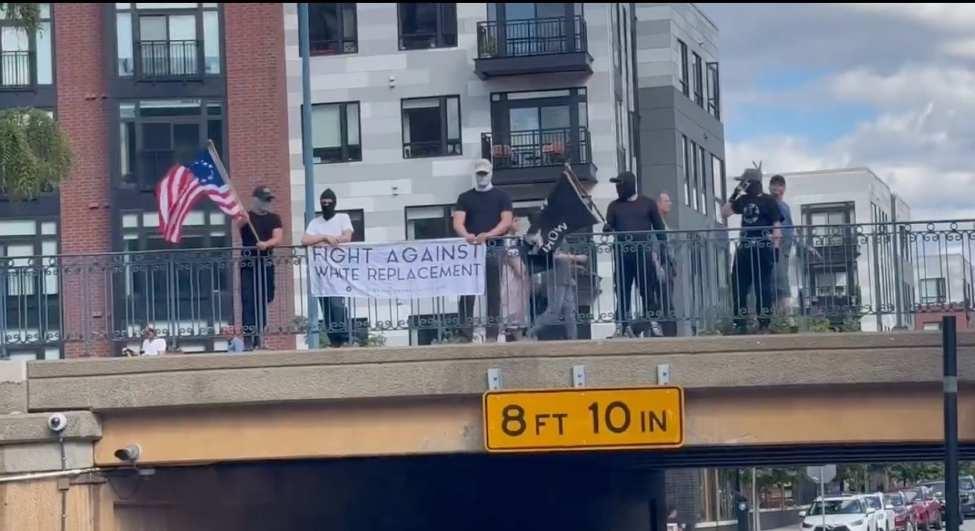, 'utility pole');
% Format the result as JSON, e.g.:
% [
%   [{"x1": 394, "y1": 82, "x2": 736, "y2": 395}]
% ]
[
  {"x1": 298, "y1": 3, "x2": 319, "y2": 349},
  {"x1": 943, "y1": 316, "x2": 960, "y2": 531}
]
